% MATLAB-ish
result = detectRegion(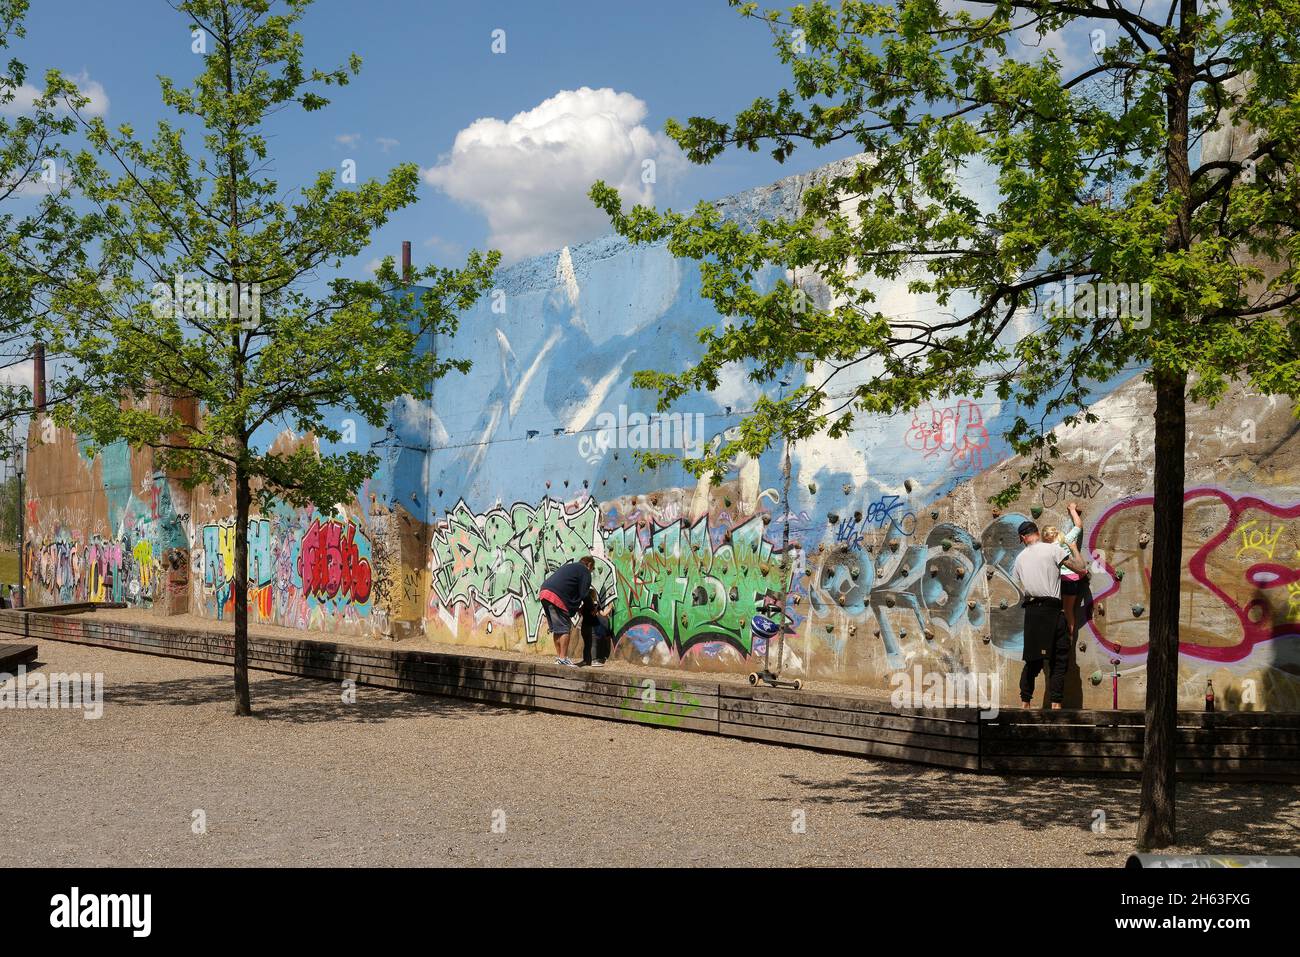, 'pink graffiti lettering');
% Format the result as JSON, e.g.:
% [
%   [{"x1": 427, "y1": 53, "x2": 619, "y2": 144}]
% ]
[
  {"x1": 904, "y1": 400, "x2": 991, "y2": 471},
  {"x1": 1088, "y1": 488, "x2": 1300, "y2": 662}
]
